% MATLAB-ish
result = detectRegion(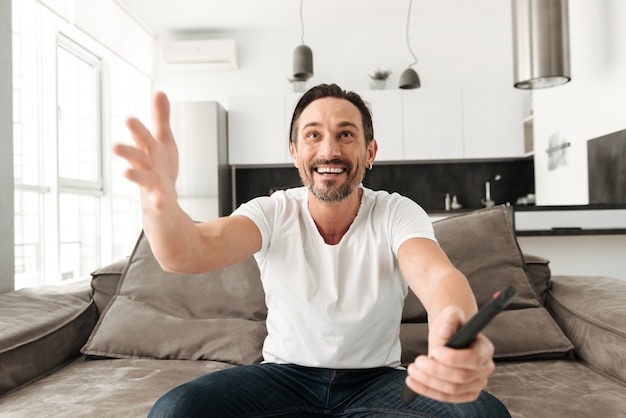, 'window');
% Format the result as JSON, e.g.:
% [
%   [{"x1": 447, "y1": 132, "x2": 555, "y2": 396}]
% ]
[
  {"x1": 57, "y1": 39, "x2": 101, "y2": 185},
  {"x1": 56, "y1": 36, "x2": 103, "y2": 282},
  {"x1": 12, "y1": 0, "x2": 149, "y2": 289}
]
